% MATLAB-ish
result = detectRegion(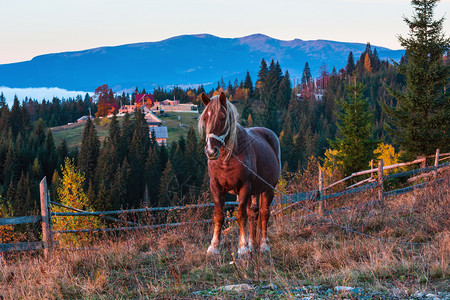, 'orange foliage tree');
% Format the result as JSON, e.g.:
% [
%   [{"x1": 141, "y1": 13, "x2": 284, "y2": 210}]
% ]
[{"x1": 94, "y1": 84, "x2": 118, "y2": 118}]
